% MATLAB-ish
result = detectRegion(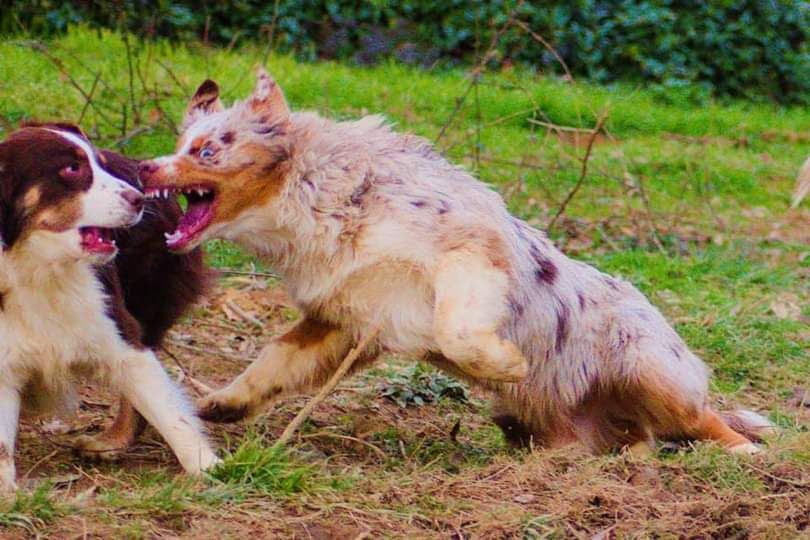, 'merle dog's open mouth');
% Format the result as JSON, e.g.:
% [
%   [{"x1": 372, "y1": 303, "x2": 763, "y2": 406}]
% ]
[
  {"x1": 145, "y1": 185, "x2": 216, "y2": 250},
  {"x1": 79, "y1": 227, "x2": 116, "y2": 254}
]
